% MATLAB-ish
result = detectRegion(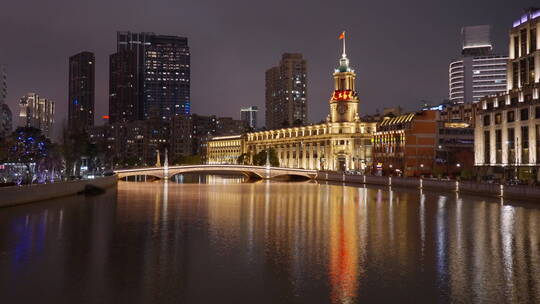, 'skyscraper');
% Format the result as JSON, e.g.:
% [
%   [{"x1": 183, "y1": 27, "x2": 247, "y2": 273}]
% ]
[
  {"x1": 110, "y1": 32, "x2": 190, "y2": 122},
  {"x1": 0, "y1": 64, "x2": 12, "y2": 137},
  {"x1": 449, "y1": 25, "x2": 508, "y2": 104},
  {"x1": 19, "y1": 93, "x2": 55, "y2": 137},
  {"x1": 68, "y1": 51, "x2": 95, "y2": 130},
  {"x1": 109, "y1": 50, "x2": 138, "y2": 123},
  {"x1": 265, "y1": 53, "x2": 307, "y2": 129},
  {"x1": 240, "y1": 106, "x2": 258, "y2": 129}
]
